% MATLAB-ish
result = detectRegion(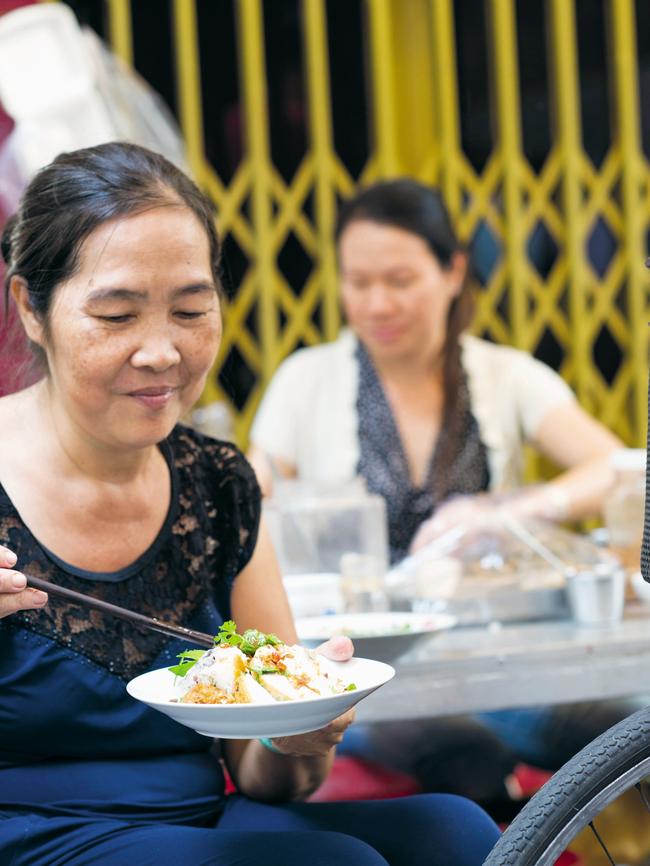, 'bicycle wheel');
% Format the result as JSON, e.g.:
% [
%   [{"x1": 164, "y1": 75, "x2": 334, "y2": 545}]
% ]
[{"x1": 483, "y1": 705, "x2": 650, "y2": 865}]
